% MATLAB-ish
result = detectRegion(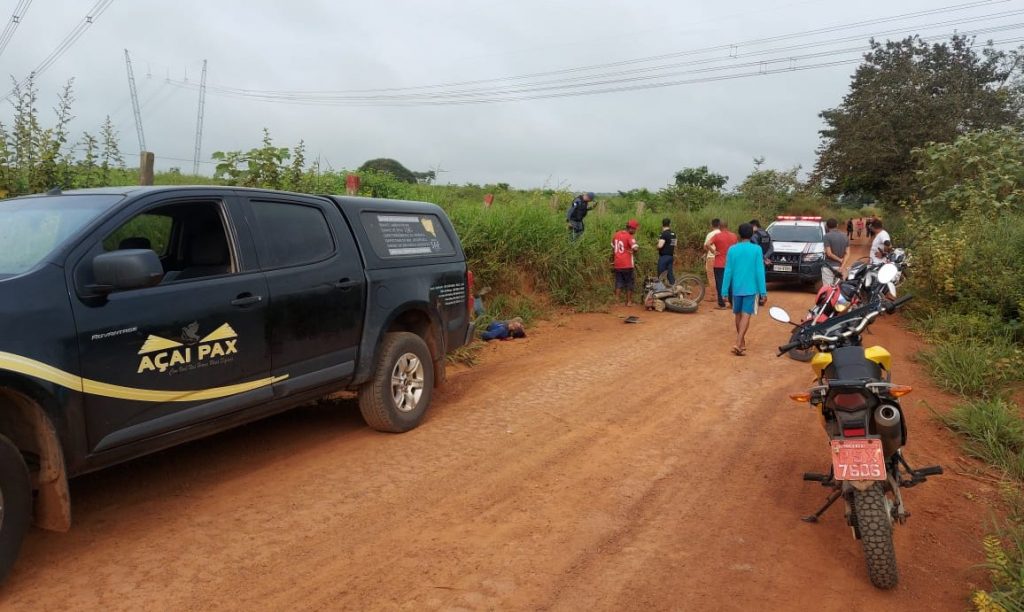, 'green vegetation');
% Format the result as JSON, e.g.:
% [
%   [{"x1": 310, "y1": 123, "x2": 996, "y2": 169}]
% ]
[
  {"x1": 940, "y1": 399, "x2": 1024, "y2": 483},
  {"x1": 814, "y1": 35, "x2": 1024, "y2": 203},
  {"x1": 895, "y1": 129, "x2": 1024, "y2": 608}
]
